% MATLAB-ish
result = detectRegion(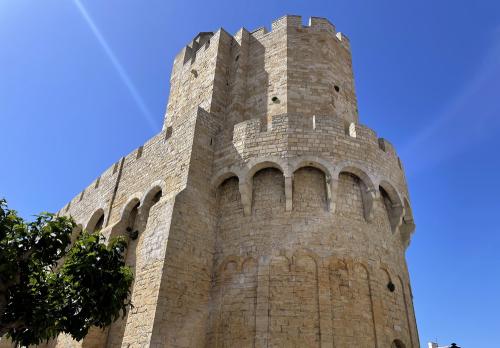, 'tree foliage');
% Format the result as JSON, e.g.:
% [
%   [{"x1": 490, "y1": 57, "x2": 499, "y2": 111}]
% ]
[{"x1": 0, "y1": 199, "x2": 133, "y2": 346}]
